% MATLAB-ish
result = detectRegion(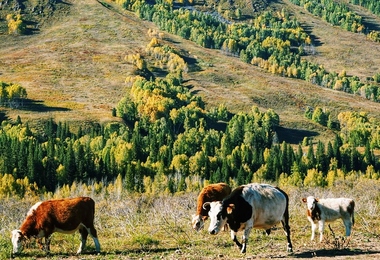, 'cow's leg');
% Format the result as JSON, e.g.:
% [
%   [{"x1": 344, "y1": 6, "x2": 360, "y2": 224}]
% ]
[
  {"x1": 88, "y1": 225, "x2": 101, "y2": 253},
  {"x1": 318, "y1": 220, "x2": 325, "y2": 242},
  {"x1": 223, "y1": 223, "x2": 229, "y2": 232},
  {"x1": 44, "y1": 236, "x2": 52, "y2": 254},
  {"x1": 83, "y1": 224, "x2": 101, "y2": 253},
  {"x1": 231, "y1": 230, "x2": 243, "y2": 251},
  {"x1": 310, "y1": 221, "x2": 317, "y2": 241},
  {"x1": 281, "y1": 214, "x2": 293, "y2": 252},
  {"x1": 240, "y1": 228, "x2": 252, "y2": 254},
  {"x1": 37, "y1": 238, "x2": 44, "y2": 250},
  {"x1": 89, "y1": 227, "x2": 101, "y2": 253},
  {"x1": 77, "y1": 227, "x2": 88, "y2": 254}
]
